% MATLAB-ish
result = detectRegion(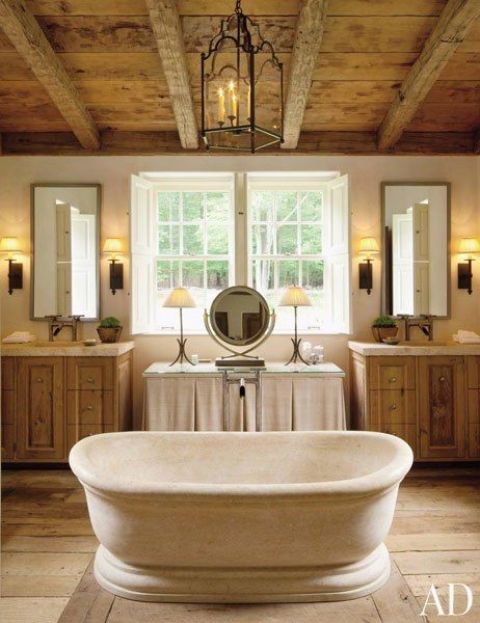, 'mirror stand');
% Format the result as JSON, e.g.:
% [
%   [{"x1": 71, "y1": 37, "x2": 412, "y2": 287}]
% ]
[{"x1": 204, "y1": 309, "x2": 276, "y2": 368}]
